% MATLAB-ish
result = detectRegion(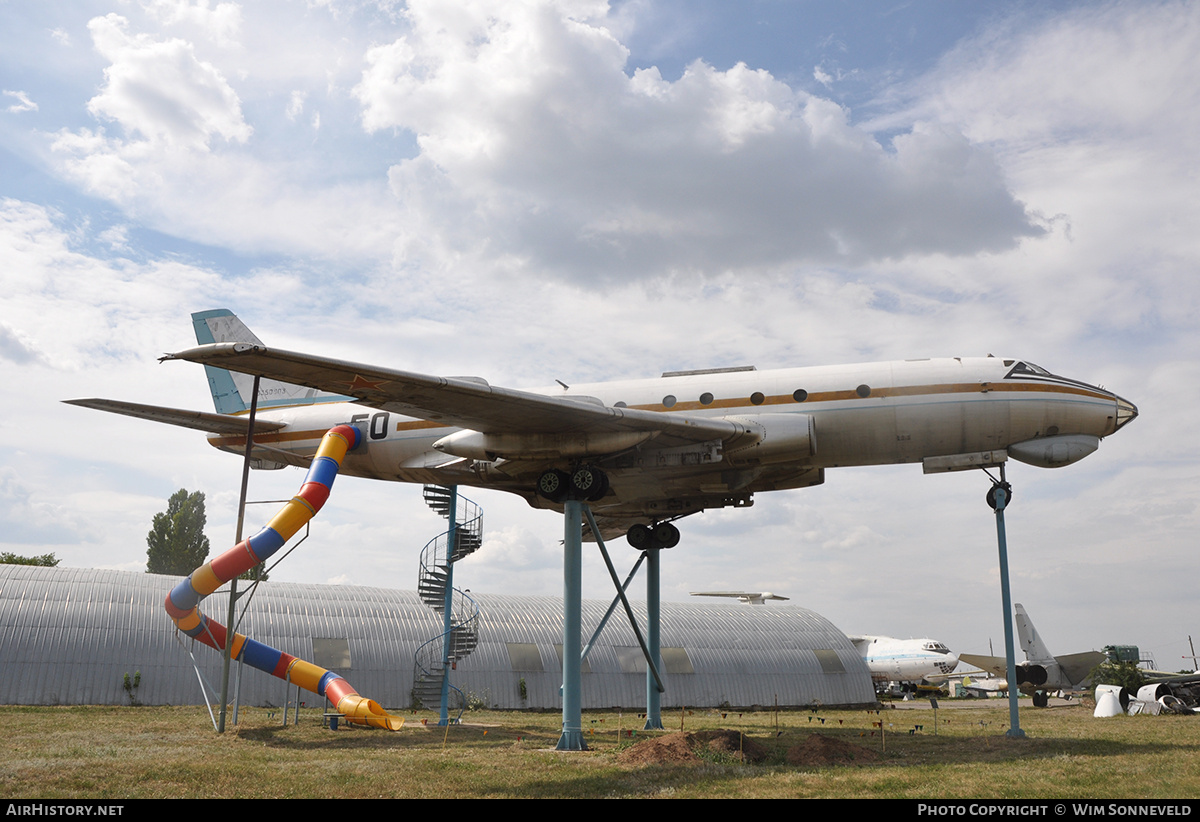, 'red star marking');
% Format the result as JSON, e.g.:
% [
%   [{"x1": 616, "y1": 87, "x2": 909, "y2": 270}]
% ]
[{"x1": 340, "y1": 374, "x2": 389, "y2": 392}]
